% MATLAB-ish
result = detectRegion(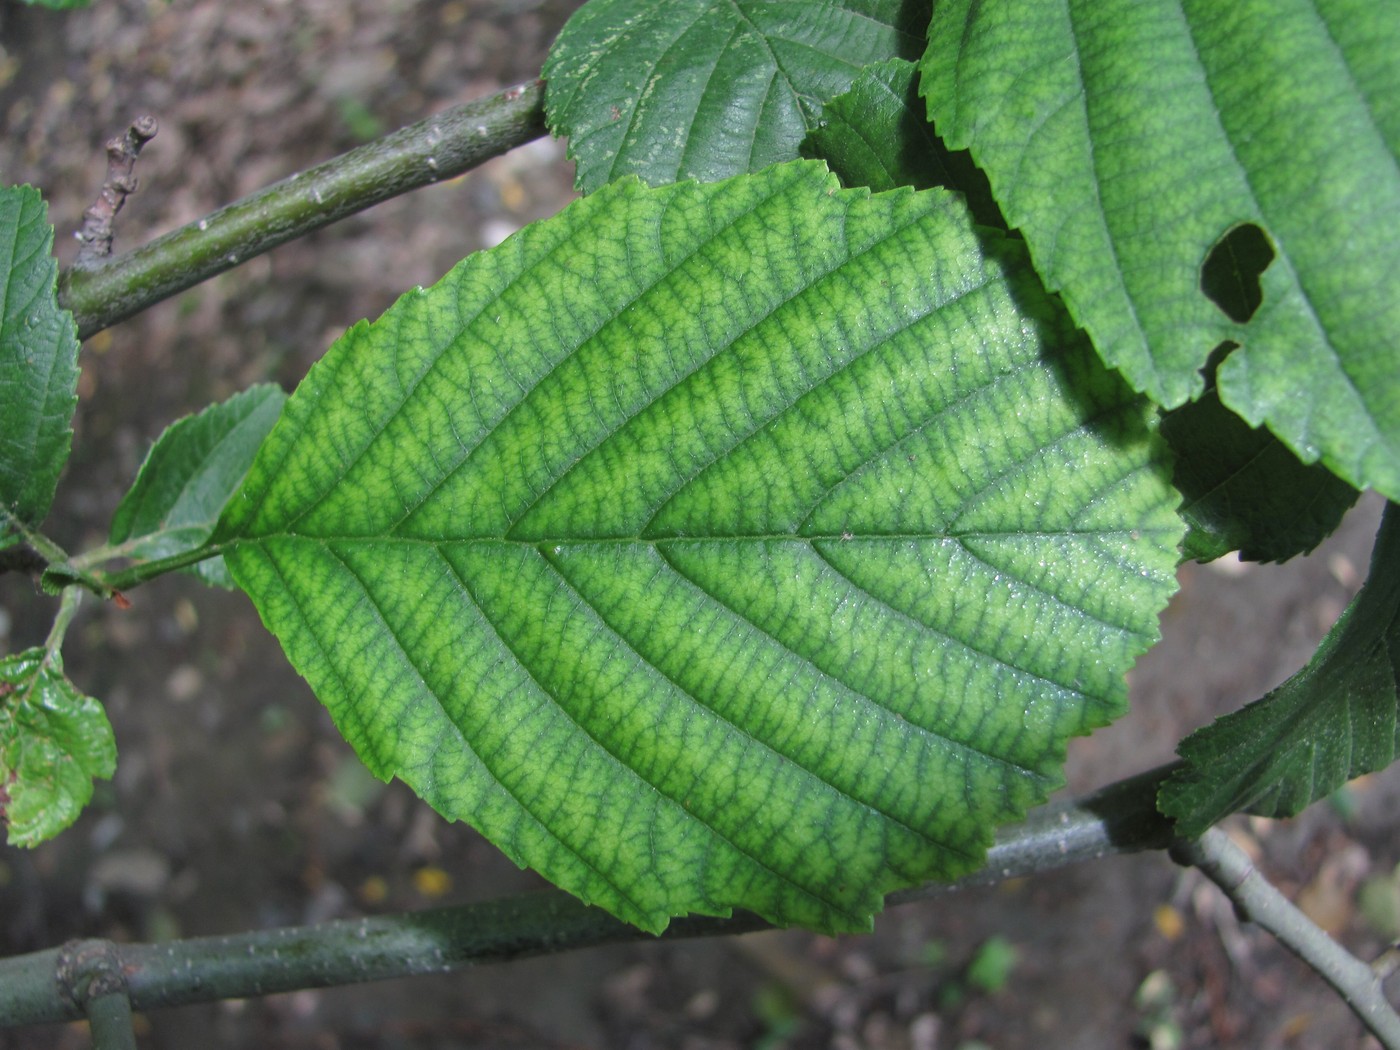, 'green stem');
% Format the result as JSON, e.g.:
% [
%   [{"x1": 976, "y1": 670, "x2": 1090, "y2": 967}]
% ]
[
  {"x1": 96, "y1": 543, "x2": 227, "y2": 592},
  {"x1": 1173, "y1": 828, "x2": 1400, "y2": 1050},
  {"x1": 85, "y1": 994, "x2": 137, "y2": 1050},
  {"x1": 0, "y1": 510, "x2": 117, "y2": 598},
  {"x1": 58, "y1": 79, "x2": 549, "y2": 339},
  {"x1": 42, "y1": 587, "x2": 83, "y2": 657},
  {"x1": 38, "y1": 540, "x2": 224, "y2": 598}
]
